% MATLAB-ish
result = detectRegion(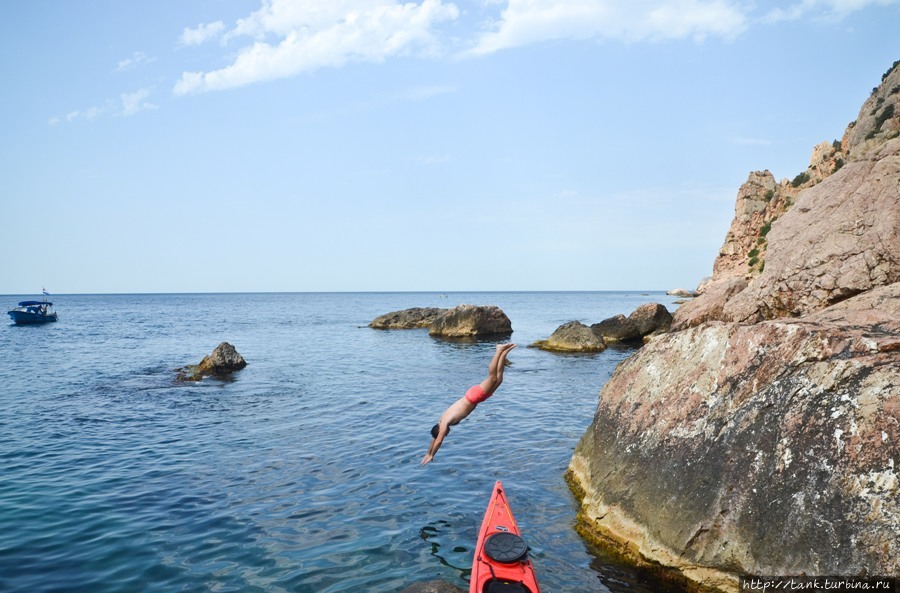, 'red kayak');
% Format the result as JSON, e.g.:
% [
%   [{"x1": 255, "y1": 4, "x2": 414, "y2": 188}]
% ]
[{"x1": 469, "y1": 481, "x2": 541, "y2": 593}]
